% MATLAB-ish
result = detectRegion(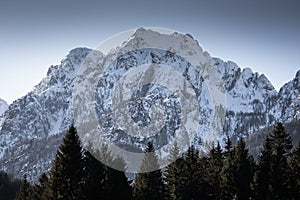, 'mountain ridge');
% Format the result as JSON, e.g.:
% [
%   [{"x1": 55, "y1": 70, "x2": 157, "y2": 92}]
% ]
[{"x1": 0, "y1": 28, "x2": 299, "y2": 179}]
